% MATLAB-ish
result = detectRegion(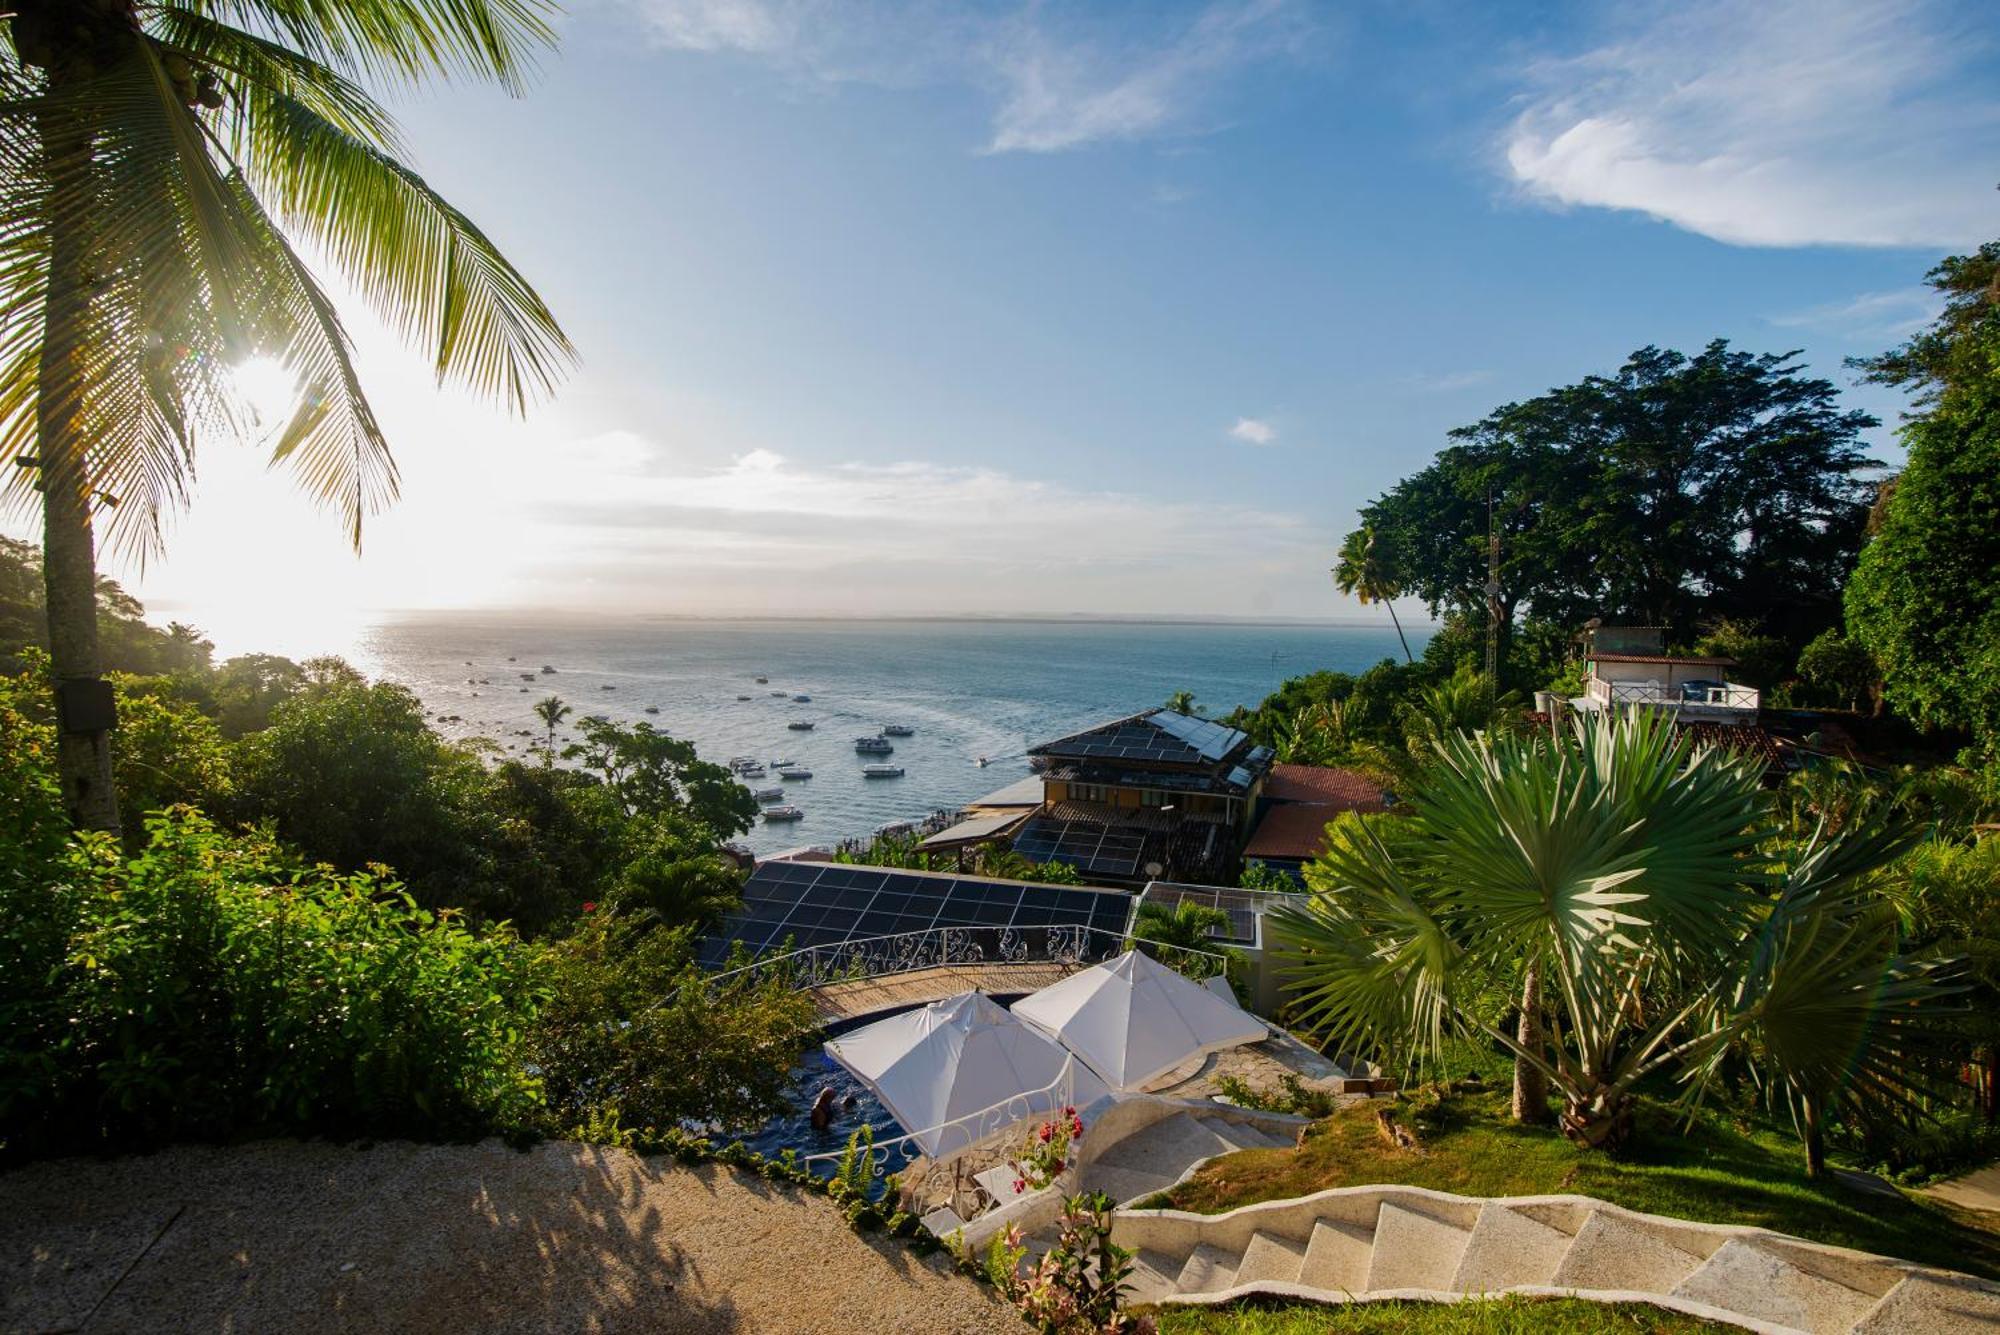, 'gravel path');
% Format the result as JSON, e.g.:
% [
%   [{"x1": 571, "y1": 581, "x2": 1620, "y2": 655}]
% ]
[{"x1": 2, "y1": 1138, "x2": 1021, "y2": 1334}]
